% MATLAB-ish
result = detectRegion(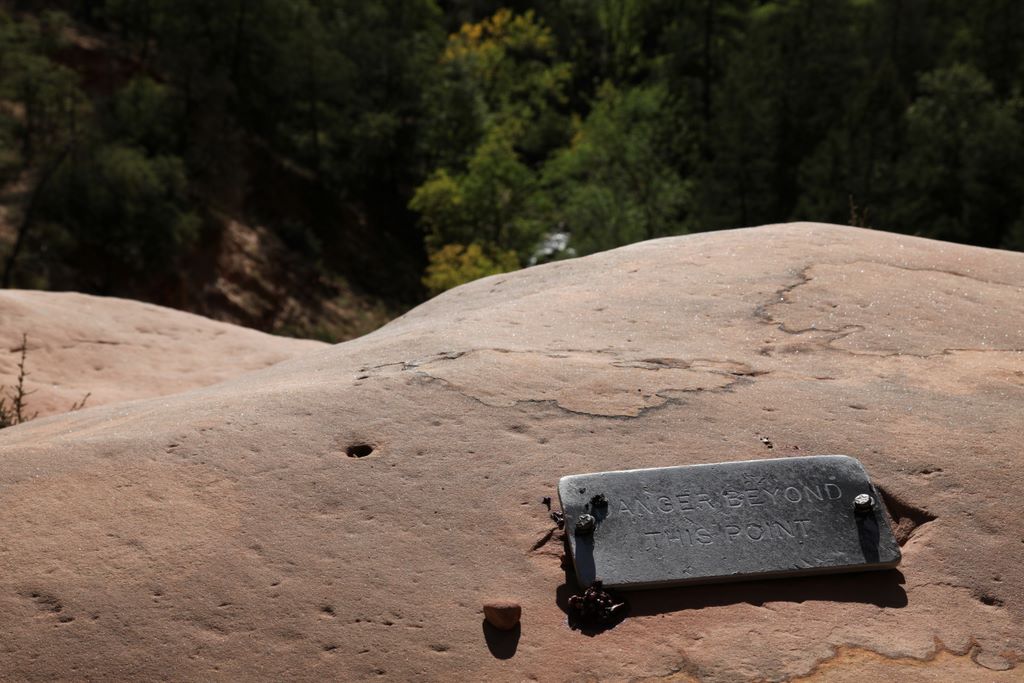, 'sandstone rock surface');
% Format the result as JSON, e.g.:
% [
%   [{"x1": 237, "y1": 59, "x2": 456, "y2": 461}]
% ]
[
  {"x1": 0, "y1": 224, "x2": 1021, "y2": 681},
  {"x1": 0, "y1": 290, "x2": 324, "y2": 418}
]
